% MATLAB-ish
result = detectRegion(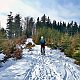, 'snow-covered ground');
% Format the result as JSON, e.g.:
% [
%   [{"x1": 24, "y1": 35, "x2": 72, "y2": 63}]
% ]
[
  {"x1": 0, "y1": 53, "x2": 5, "y2": 68},
  {"x1": 0, "y1": 53, "x2": 5, "y2": 60},
  {"x1": 0, "y1": 38, "x2": 80, "y2": 80}
]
